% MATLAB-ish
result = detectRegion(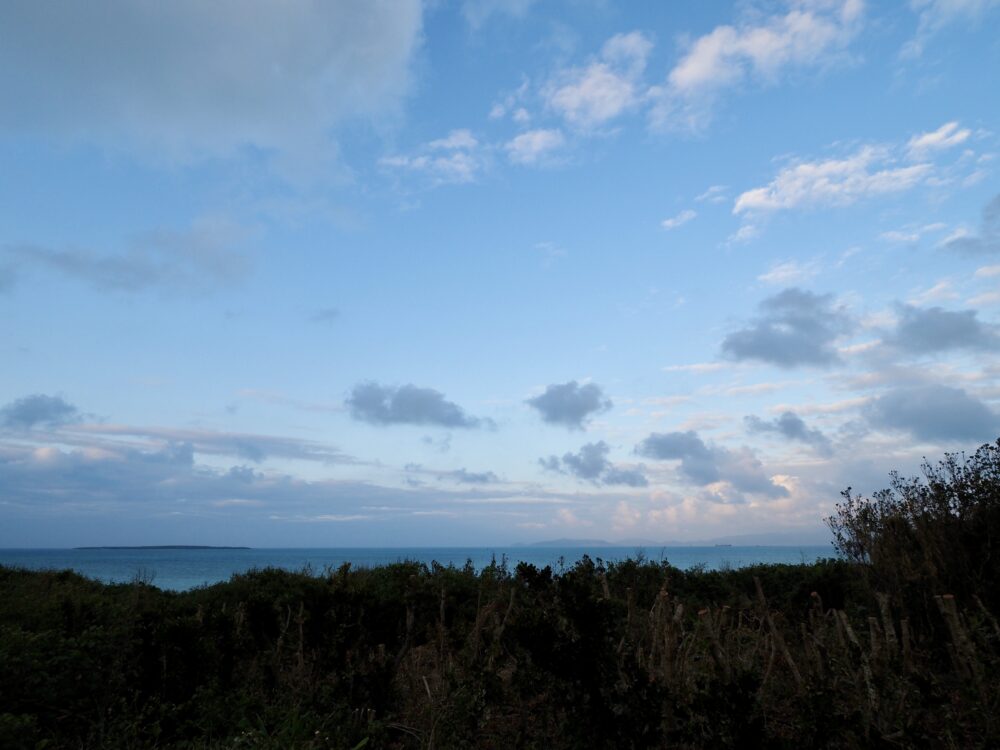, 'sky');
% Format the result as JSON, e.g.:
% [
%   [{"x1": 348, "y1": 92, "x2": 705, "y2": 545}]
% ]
[{"x1": 2, "y1": 0, "x2": 1000, "y2": 547}]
